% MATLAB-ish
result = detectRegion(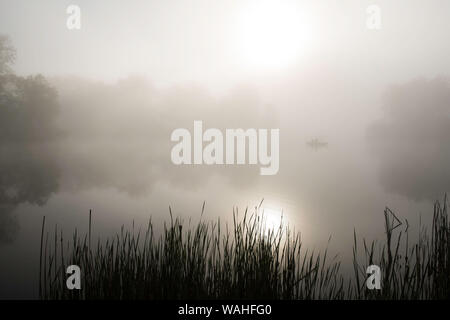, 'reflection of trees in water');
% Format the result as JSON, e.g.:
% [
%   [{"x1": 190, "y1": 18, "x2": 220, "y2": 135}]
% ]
[
  {"x1": 367, "y1": 78, "x2": 450, "y2": 201},
  {"x1": 0, "y1": 35, "x2": 61, "y2": 243}
]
